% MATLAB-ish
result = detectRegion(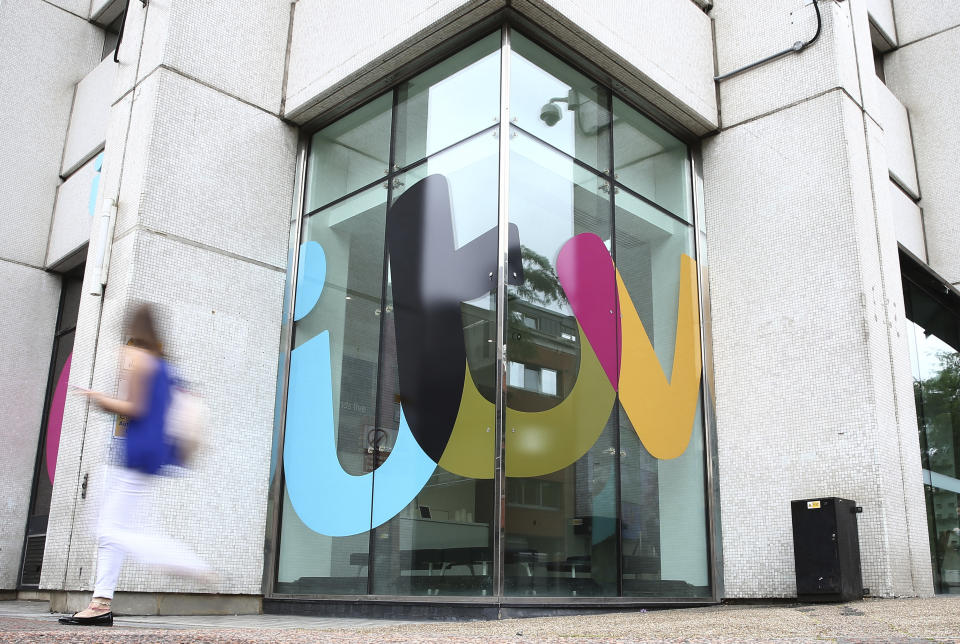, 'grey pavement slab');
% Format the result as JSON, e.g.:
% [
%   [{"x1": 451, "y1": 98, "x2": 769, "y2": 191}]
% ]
[
  {"x1": 0, "y1": 597, "x2": 958, "y2": 642},
  {"x1": 0, "y1": 599, "x2": 423, "y2": 630}
]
